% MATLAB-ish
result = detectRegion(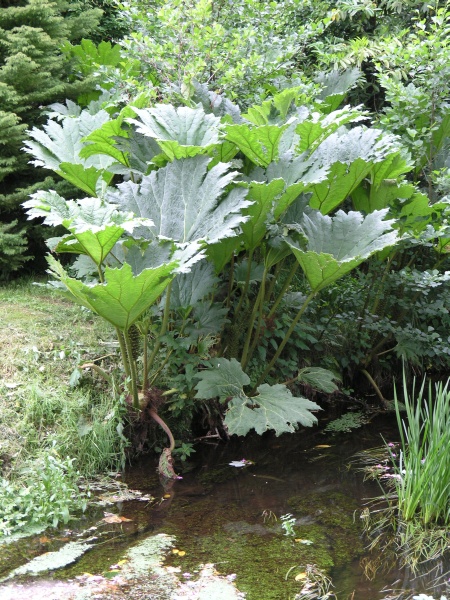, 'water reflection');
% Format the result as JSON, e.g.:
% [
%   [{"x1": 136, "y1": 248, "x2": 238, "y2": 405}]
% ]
[{"x1": 124, "y1": 414, "x2": 402, "y2": 599}]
